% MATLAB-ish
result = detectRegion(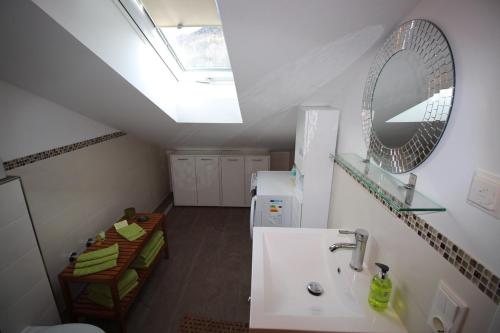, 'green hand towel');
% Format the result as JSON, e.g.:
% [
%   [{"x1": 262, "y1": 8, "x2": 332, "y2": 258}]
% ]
[
  {"x1": 88, "y1": 269, "x2": 138, "y2": 297},
  {"x1": 88, "y1": 280, "x2": 139, "y2": 308},
  {"x1": 75, "y1": 253, "x2": 119, "y2": 269},
  {"x1": 77, "y1": 243, "x2": 119, "y2": 262},
  {"x1": 138, "y1": 231, "x2": 164, "y2": 259},
  {"x1": 131, "y1": 239, "x2": 165, "y2": 269},
  {"x1": 73, "y1": 258, "x2": 117, "y2": 276},
  {"x1": 117, "y1": 223, "x2": 146, "y2": 241}
]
